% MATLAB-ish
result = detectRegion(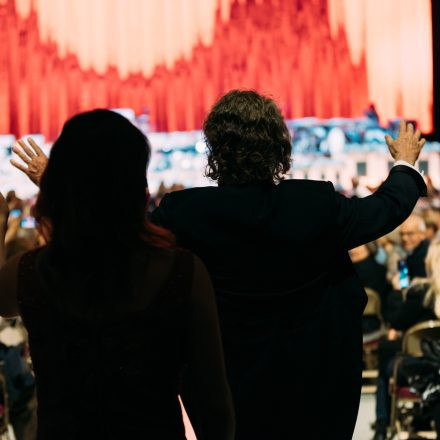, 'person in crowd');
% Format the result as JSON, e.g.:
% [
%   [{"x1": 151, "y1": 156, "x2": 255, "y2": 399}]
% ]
[
  {"x1": 426, "y1": 219, "x2": 439, "y2": 240},
  {"x1": 12, "y1": 92, "x2": 427, "y2": 440},
  {"x1": 350, "y1": 244, "x2": 390, "y2": 302},
  {"x1": 376, "y1": 231, "x2": 406, "y2": 284},
  {"x1": 425, "y1": 176, "x2": 440, "y2": 199},
  {"x1": 5, "y1": 191, "x2": 22, "y2": 211},
  {"x1": 349, "y1": 244, "x2": 390, "y2": 333},
  {"x1": 1, "y1": 110, "x2": 234, "y2": 440},
  {"x1": 372, "y1": 239, "x2": 440, "y2": 440},
  {"x1": 399, "y1": 214, "x2": 429, "y2": 279},
  {"x1": 351, "y1": 176, "x2": 372, "y2": 198}
]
